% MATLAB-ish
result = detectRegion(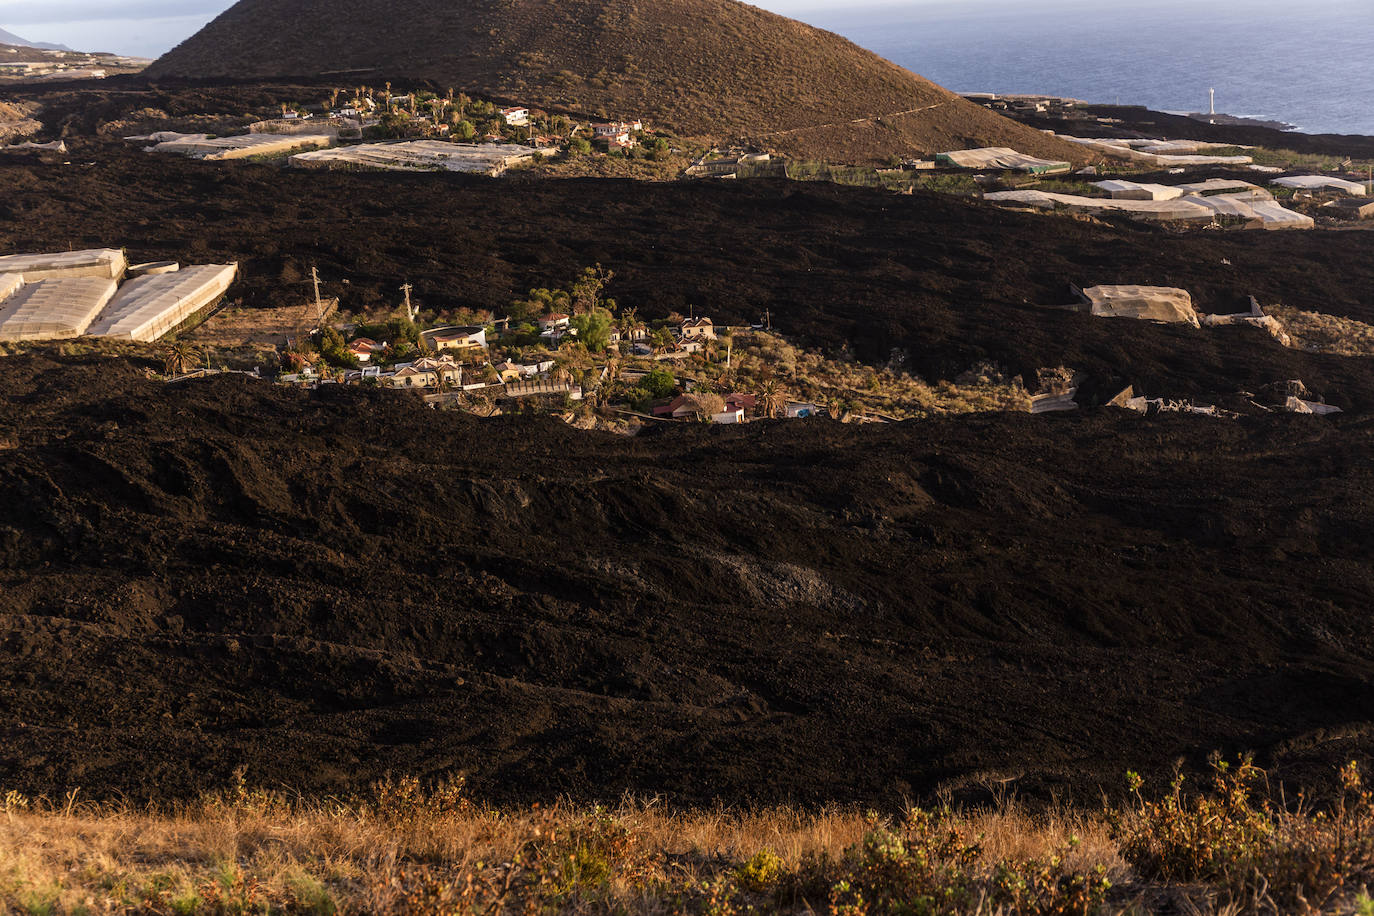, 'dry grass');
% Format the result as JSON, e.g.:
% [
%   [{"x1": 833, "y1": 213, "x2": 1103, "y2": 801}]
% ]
[
  {"x1": 4, "y1": 765, "x2": 1374, "y2": 915},
  {"x1": 1267, "y1": 305, "x2": 1374, "y2": 358},
  {"x1": 0, "y1": 784, "x2": 1127, "y2": 916},
  {"x1": 714, "y1": 331, "x2": 1032, "y2": 419},
  {"x1": 182, "y1": 304, "x2": 331, "y2": 349}
]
